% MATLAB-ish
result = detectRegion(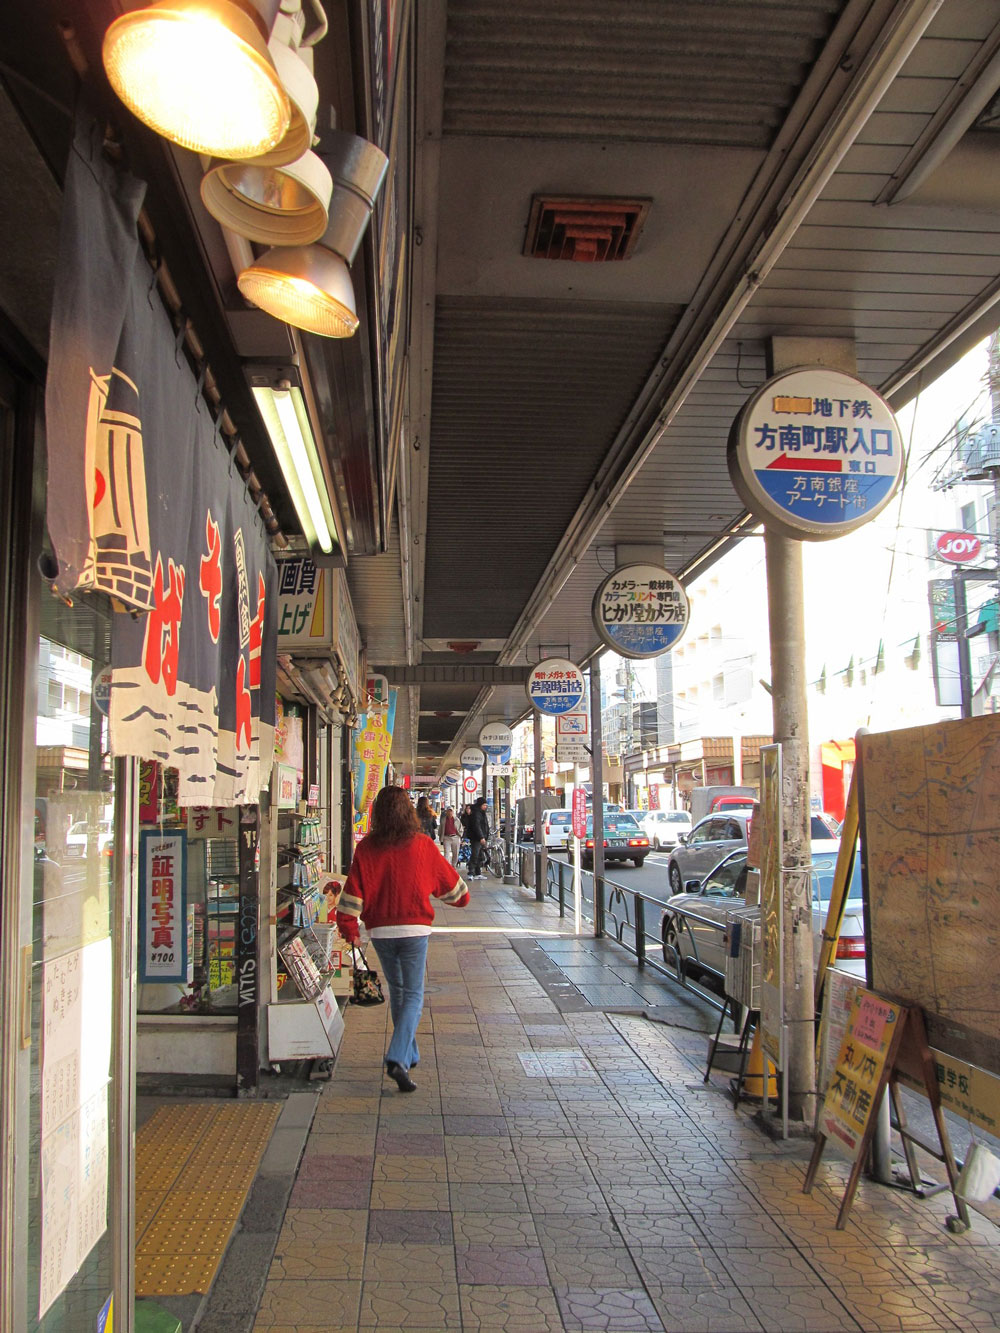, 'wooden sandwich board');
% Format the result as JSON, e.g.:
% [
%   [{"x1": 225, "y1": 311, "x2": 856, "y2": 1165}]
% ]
[{"x1": 804, "y1": 988, "x2": 969, "y2": 1231}]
